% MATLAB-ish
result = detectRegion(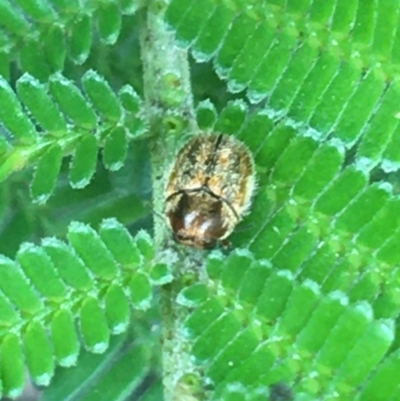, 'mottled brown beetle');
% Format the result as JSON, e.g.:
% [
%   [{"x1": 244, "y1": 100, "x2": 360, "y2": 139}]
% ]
[{"x1": 164, "y1": 133, "x2": 255, "y2": 249}]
